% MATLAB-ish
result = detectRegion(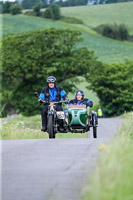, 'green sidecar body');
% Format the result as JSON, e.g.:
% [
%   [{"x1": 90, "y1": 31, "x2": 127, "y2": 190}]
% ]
[
  {"x1": 67, "y1": 104, "x2": 98, "y2": 138},
  {"x1": 68, "y1": 105, "x2": 89, "y2": 127}
]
